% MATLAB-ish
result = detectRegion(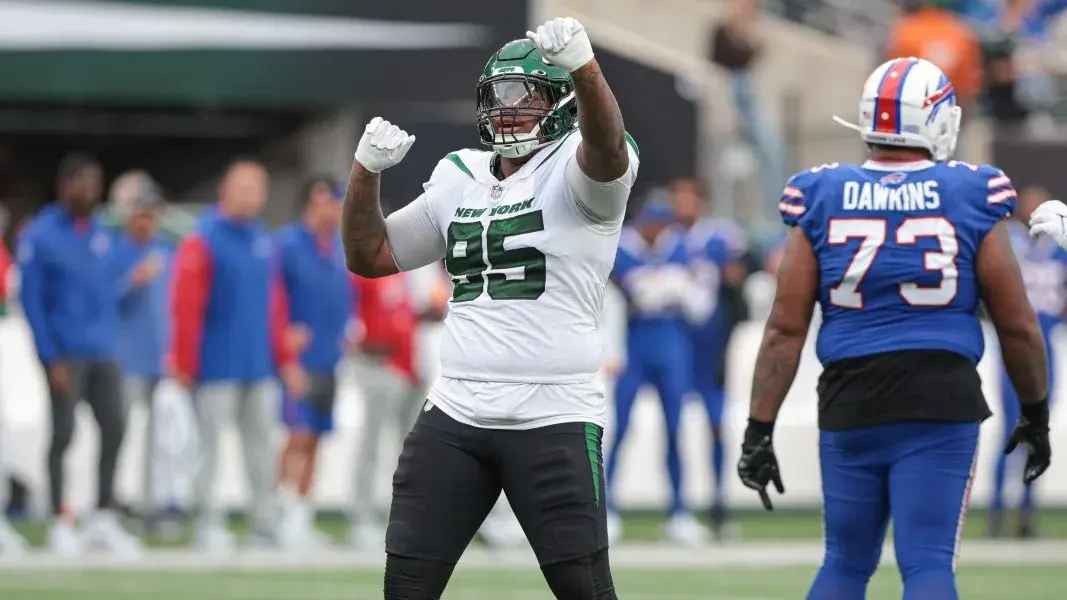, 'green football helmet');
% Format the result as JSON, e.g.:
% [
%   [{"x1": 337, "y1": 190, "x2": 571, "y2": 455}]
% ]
[{"x1": 476, "y1": 38, "x2": 578, "y2": 159}]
